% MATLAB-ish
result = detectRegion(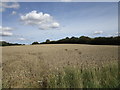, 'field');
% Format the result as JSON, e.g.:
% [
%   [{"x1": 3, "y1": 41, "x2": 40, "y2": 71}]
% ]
[
  {"x1": 2, "y1": 44, "x2": 119, "y2": 88},
  {"x1": 0, "y1": 47, "x2": 2, "y2": 89}
]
